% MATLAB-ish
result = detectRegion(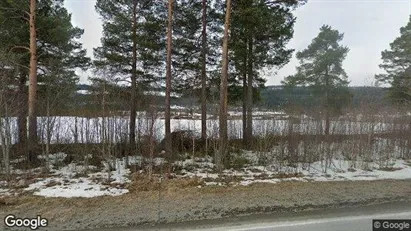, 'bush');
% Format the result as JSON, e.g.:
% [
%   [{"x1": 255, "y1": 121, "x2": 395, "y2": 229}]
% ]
[
  {"x1": 127, "y1": 173, "x2": 204, "y2": 192},
  {"x1": 231, "y1": 156, "x2": 250, "y2": 170}
]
